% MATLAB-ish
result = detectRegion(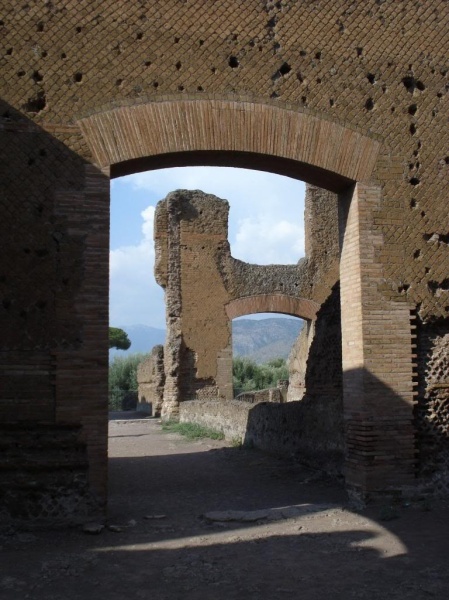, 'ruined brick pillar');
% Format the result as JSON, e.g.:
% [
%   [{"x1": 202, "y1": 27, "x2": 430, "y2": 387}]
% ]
[
  {"x1": 154, "y1": 191, "x2": 234, "y2": 419},
  {"x1": 340, "y1": 183, "x2": 416, "y2": 498}
]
